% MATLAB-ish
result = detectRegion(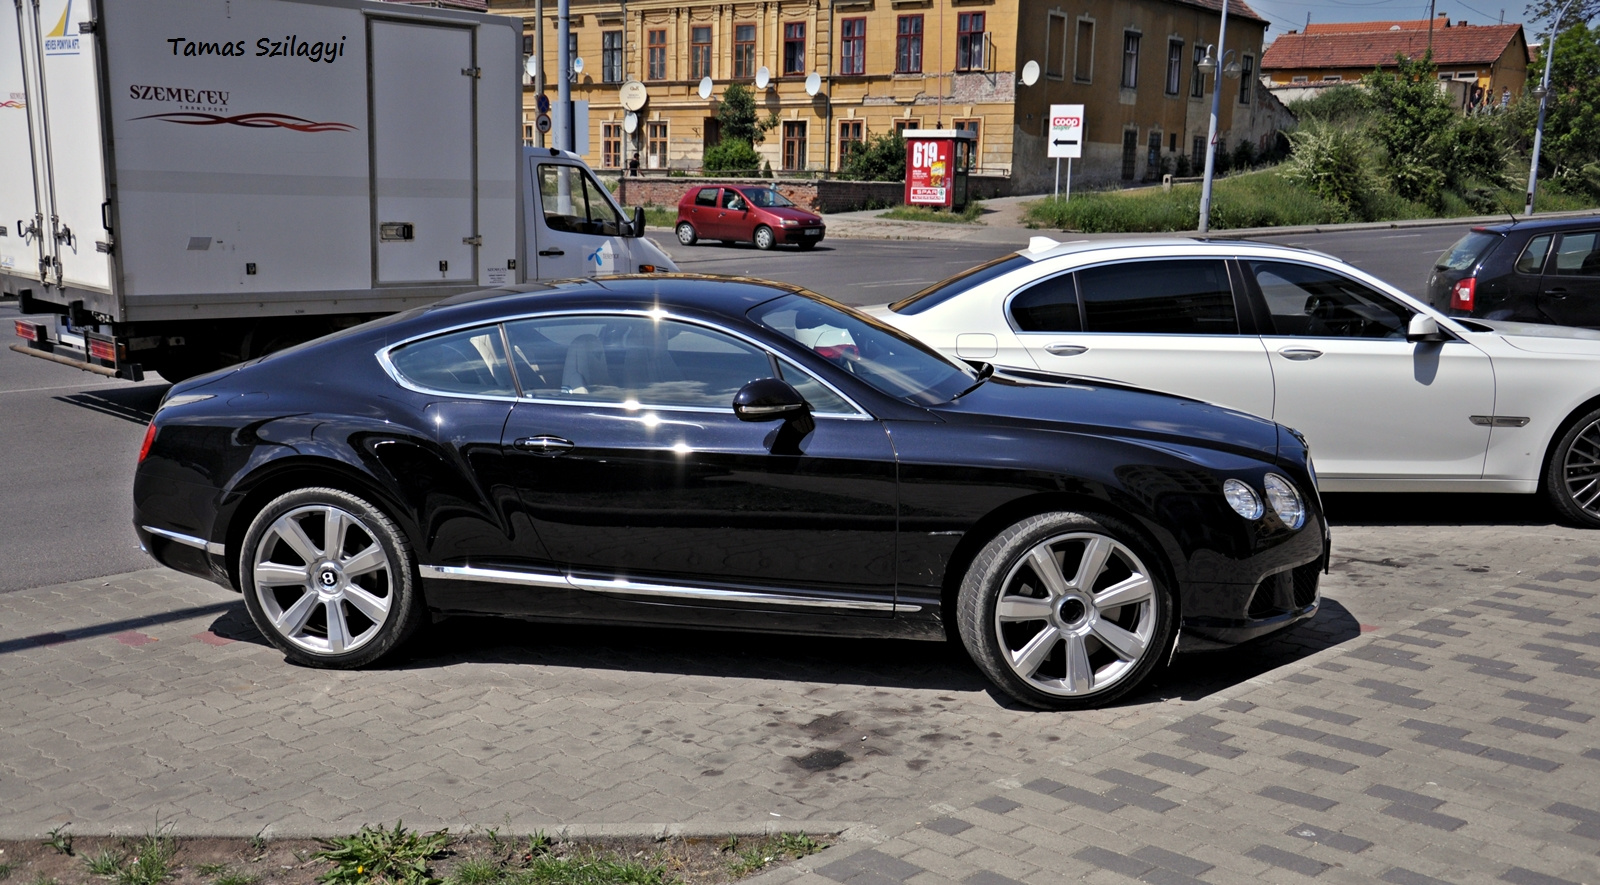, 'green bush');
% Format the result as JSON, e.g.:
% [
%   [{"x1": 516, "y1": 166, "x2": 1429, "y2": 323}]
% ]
[
  {"x1": 1288, "y1": 85, "x2": 1372, "y2": 125},
  {"x1": 839, "y1": 131, "x2": 906, "y2": 182},
  {"x1": 701, "y1": 139, "x2": 762, "y2": 175},
  {"x1": 1278, "y1": 121, "x2": 1375, "y2": 219}
]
